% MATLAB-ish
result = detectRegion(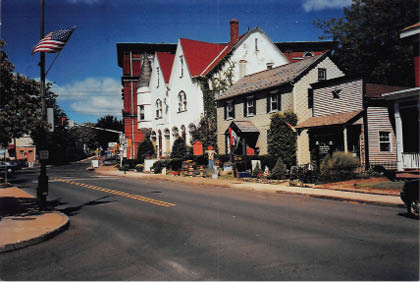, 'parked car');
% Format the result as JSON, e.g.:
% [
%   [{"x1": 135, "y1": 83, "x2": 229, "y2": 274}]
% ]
[
  {"x1": 5, "y1": 160, "x2": 22, "y2": 171},
  {"x1": 0, "y1": 161, "x2": 14, "y2": 173}
]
